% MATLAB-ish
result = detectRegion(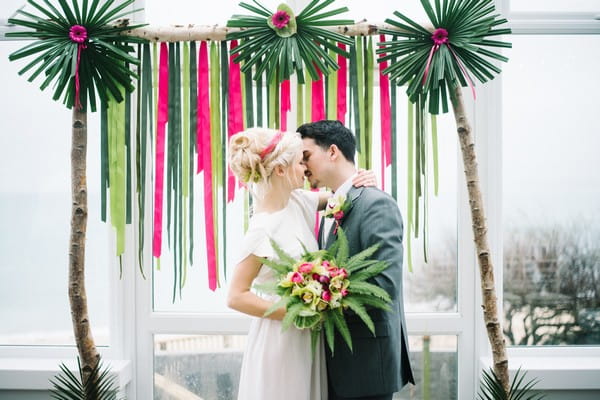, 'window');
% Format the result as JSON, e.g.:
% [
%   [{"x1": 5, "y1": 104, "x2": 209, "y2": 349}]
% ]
[
  {"x1": 502, "y1": 35, "x2": 600, "y2": 346},
  {"x1": 0, "y1": 42, "x2": 111, "y2": 347}
]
